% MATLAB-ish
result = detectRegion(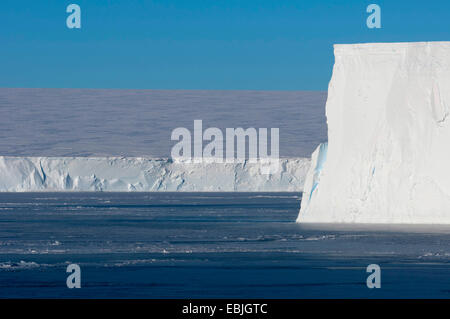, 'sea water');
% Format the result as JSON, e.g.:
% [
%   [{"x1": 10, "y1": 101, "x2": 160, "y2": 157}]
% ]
[{"x1": 1, "y1": 192, "x2": 450, "y2": 298}]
